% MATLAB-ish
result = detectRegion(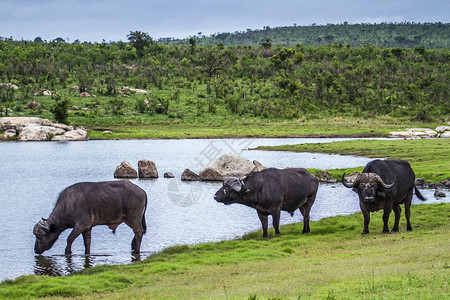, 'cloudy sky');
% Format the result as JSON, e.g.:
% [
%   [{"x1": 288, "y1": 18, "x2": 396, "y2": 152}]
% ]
[{"x1": 2, "y1": 0, "x2": 449, "y2": 42}]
